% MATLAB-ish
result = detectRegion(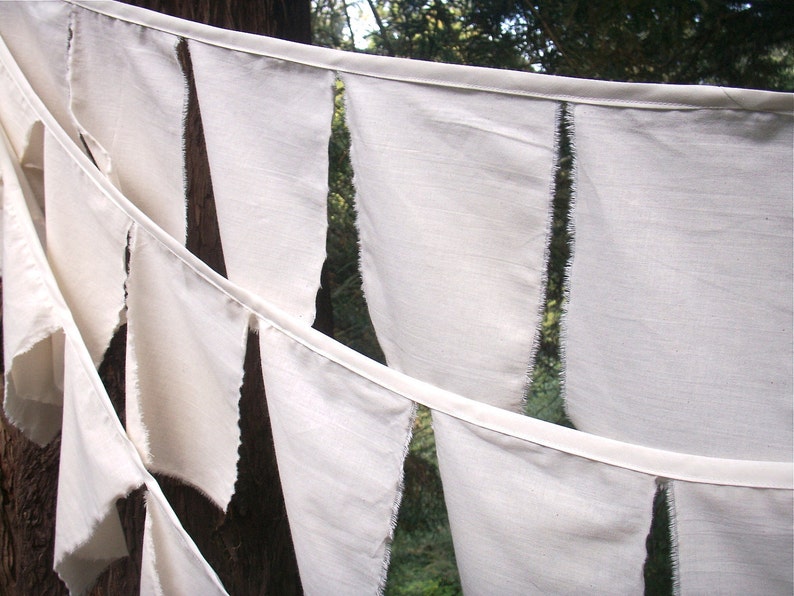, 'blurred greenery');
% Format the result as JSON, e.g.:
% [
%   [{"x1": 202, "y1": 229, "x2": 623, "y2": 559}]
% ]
[{"x1": 311, "y1": 2, "x2": 793, "y2": 593}]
